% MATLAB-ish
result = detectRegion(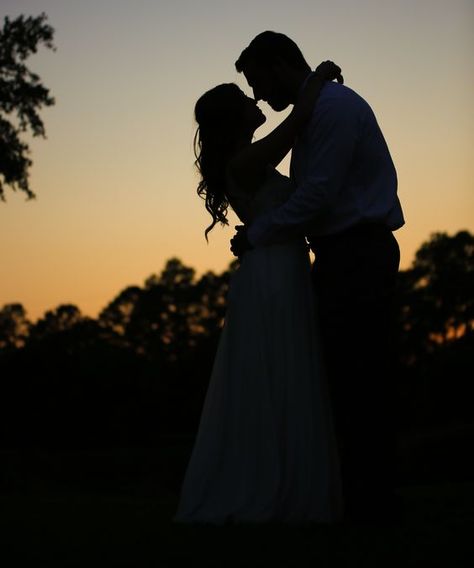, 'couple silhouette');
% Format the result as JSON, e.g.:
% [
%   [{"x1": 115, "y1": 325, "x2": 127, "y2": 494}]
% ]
[{"x1": 175, "y1": 31, "x2": 404, "y2": 526}]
